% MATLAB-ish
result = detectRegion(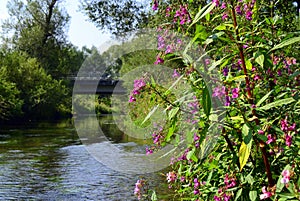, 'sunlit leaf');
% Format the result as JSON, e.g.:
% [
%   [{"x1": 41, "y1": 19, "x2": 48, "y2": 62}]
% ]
[
  {"x1": 258, "y1": 98, "x2": 295, "y2": 110},
  {"x1": 141, "y1": 105, "x2": 159, "y2": 125},
  {"x1": 249, "y1": 191, "x2": 257, "y2": 201},
  {"x1": 239, "y1": 141, "x2": 252, "y2": 171},
  {"x1": 256, "y1": 90, "x2": 273, "y2": 107},
  {"x1": 269, "y1": 36, "x2": 300, "y2": 52},
  {"x1": 254, "y1": 51, "x2": 264, "y2": 68},
  {"x1": 189, "y1": 3, "x2": 215, "y2": 28}
]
